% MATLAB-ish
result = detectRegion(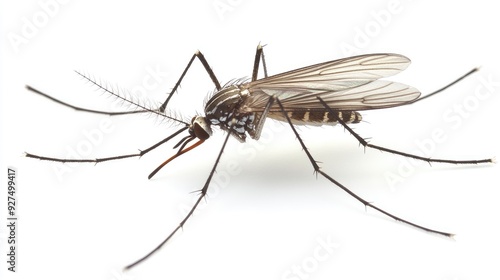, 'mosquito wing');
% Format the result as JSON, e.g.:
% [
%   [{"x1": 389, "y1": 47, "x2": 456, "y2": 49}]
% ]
[{"x1": 241, "y1": 53, "x2": 420, "y2": 112}]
